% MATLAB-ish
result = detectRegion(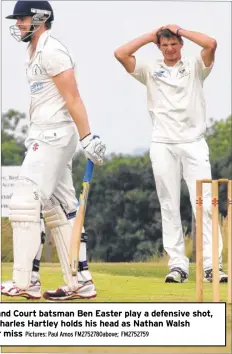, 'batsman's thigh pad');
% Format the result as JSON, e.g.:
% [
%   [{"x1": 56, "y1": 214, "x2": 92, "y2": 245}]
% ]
[
  {"x1": 43, "y1": 205, "x2": 73, "y2": 285},
  {"x1": 9, "y1": 179, "x2": 41, "y2": 289},
  {"x1": 21, "y1": 124, "x2": 78, "y2": 200}
]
